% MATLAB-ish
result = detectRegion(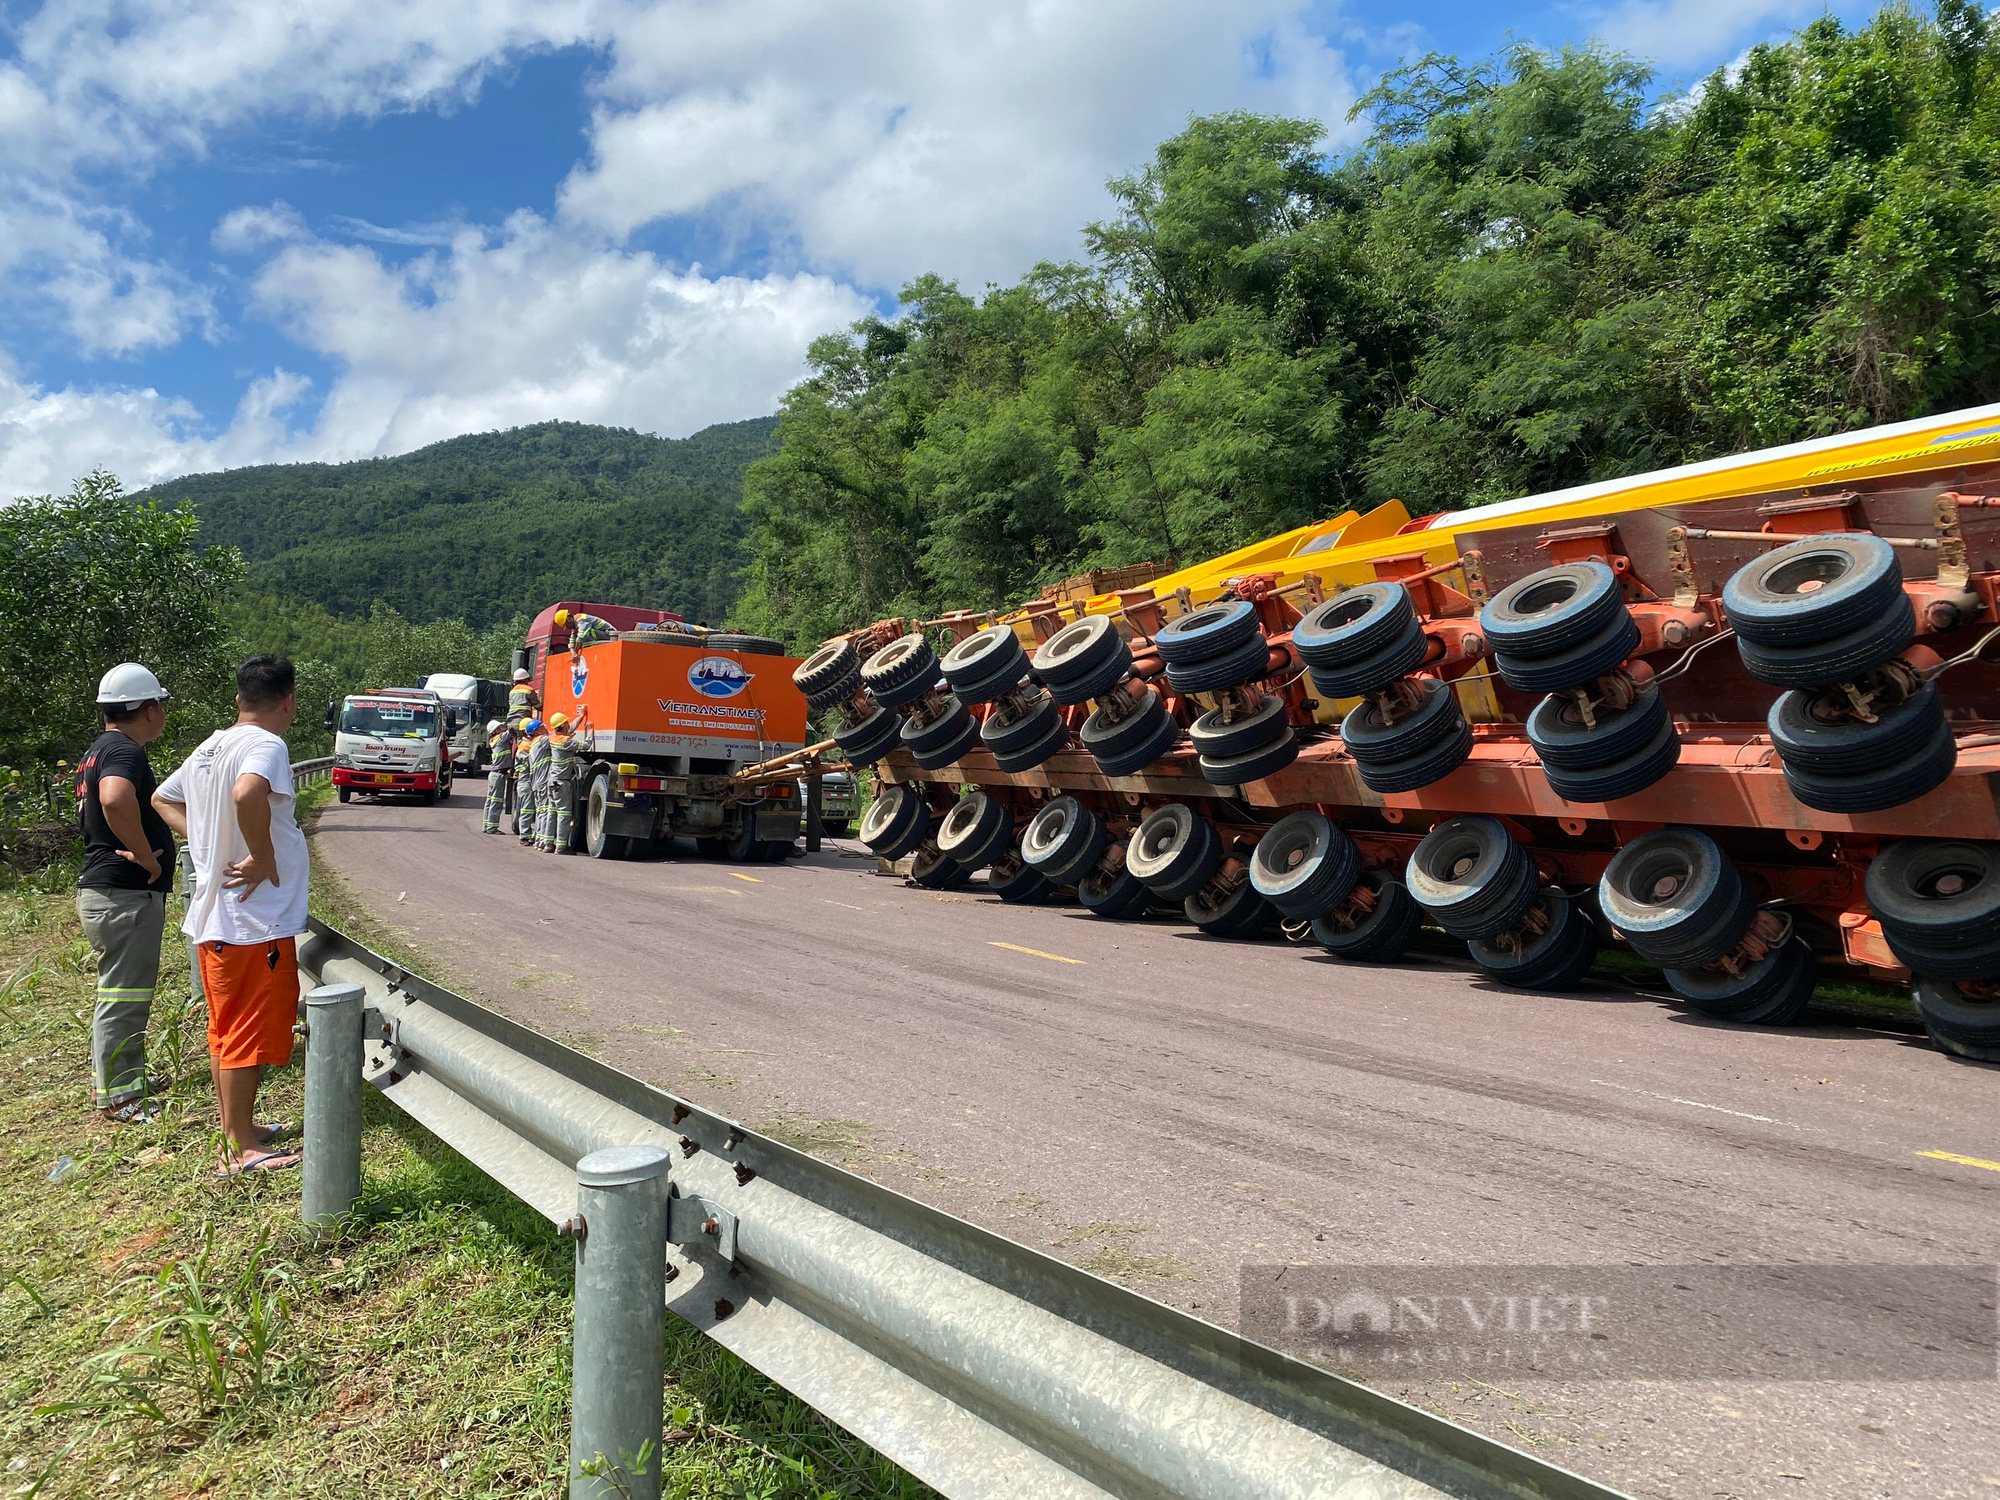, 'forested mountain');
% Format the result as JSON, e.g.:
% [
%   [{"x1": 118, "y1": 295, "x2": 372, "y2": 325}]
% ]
[
  {"x1": 139, "y1": 417, "x2": 775, "y2": 628},
  {"x1": 737, "y1": 4, "x2": 2000, "y2": 647}
]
